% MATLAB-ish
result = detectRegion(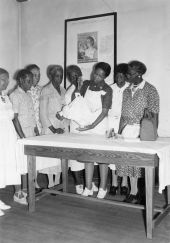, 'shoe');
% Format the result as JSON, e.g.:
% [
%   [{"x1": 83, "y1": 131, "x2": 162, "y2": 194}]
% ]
[
  {"x1": 92, "y1": 182, "x2": 98, "y2": 192},
  {"x1": 0, "y1": 200, "x2": 11, "y2": 210},
  {"x1": 109, "y1": 186, "x2": 118, "y2": 196},
  {"x1": 13, "y1": 191, "x2": 28, "y2": 205},
  {"x1": 82, "y1": 187, "x2": 93, "y2": 197},
  {"x1": 0, "y1": 209, "x2": 4, "y2": 217},
  {"x1": 124, "y1": 194, "x2": 140, "y2": 204},
  {"x1": 120, "y1": 186, "x2": 128, "y2": 196},
  {"x1": 35, "y1": 188, "x2": 43, "y2": 194},
  {"x1": 97, "y1": 188, "x2": 107, "y2": 199},
  {"x1": 76, "y1": 184, "x2": 84, "y2": 195}
]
